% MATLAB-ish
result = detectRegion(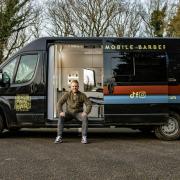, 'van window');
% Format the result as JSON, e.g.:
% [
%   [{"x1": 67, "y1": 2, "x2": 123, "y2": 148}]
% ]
[
  {"x1": 168, "y1": 53, "x2": 180, "y2": 82},
  {"x1": 112, "y1": 54, "x2": 134, "y2": 76},
  {"x1": 3, "y1": 58, "x2": 17, "y2": 83},
  {"x1": 15, "y1": 54, "x2": 38, "y2": 84},
  {"x1": 134, "y1": 53, "x2": 167, "y2": 82},
  {"x1": 112, "y1": 52, "x2": 167, "y2": 83}
]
